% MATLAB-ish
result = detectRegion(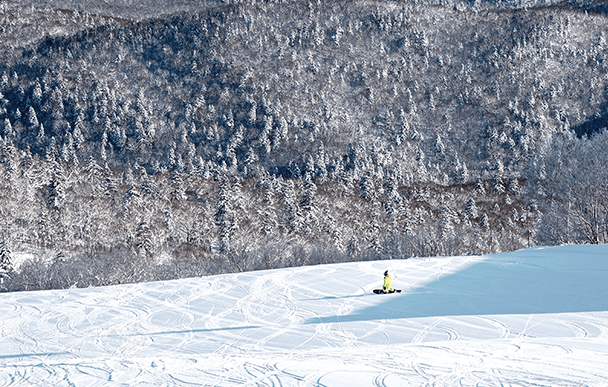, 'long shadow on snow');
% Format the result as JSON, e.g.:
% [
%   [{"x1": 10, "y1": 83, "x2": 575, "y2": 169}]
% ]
[
  {"x1": 306, "y1": 245, "x2": 608, "y2": 324},
  {"x1": 299, "y1": 294, "x2": 366, "y2": 302},
  {"x1": 0, "y1": 352, "x2": 71, "y2": 360},
  {"x1": 125, "y1": 325, "x2": 263, "y2": 337}
]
